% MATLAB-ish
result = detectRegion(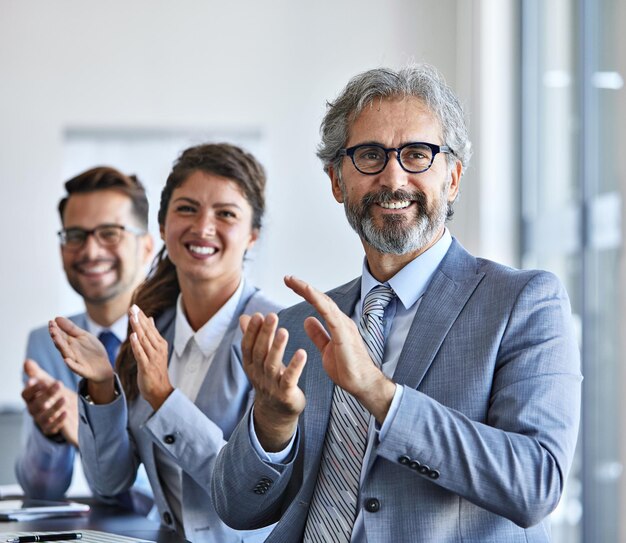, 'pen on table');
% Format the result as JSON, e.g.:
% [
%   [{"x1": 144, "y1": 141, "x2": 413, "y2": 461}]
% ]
[{"x1": 6, "y1": 533, "x2": 82, "y2": 543}]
